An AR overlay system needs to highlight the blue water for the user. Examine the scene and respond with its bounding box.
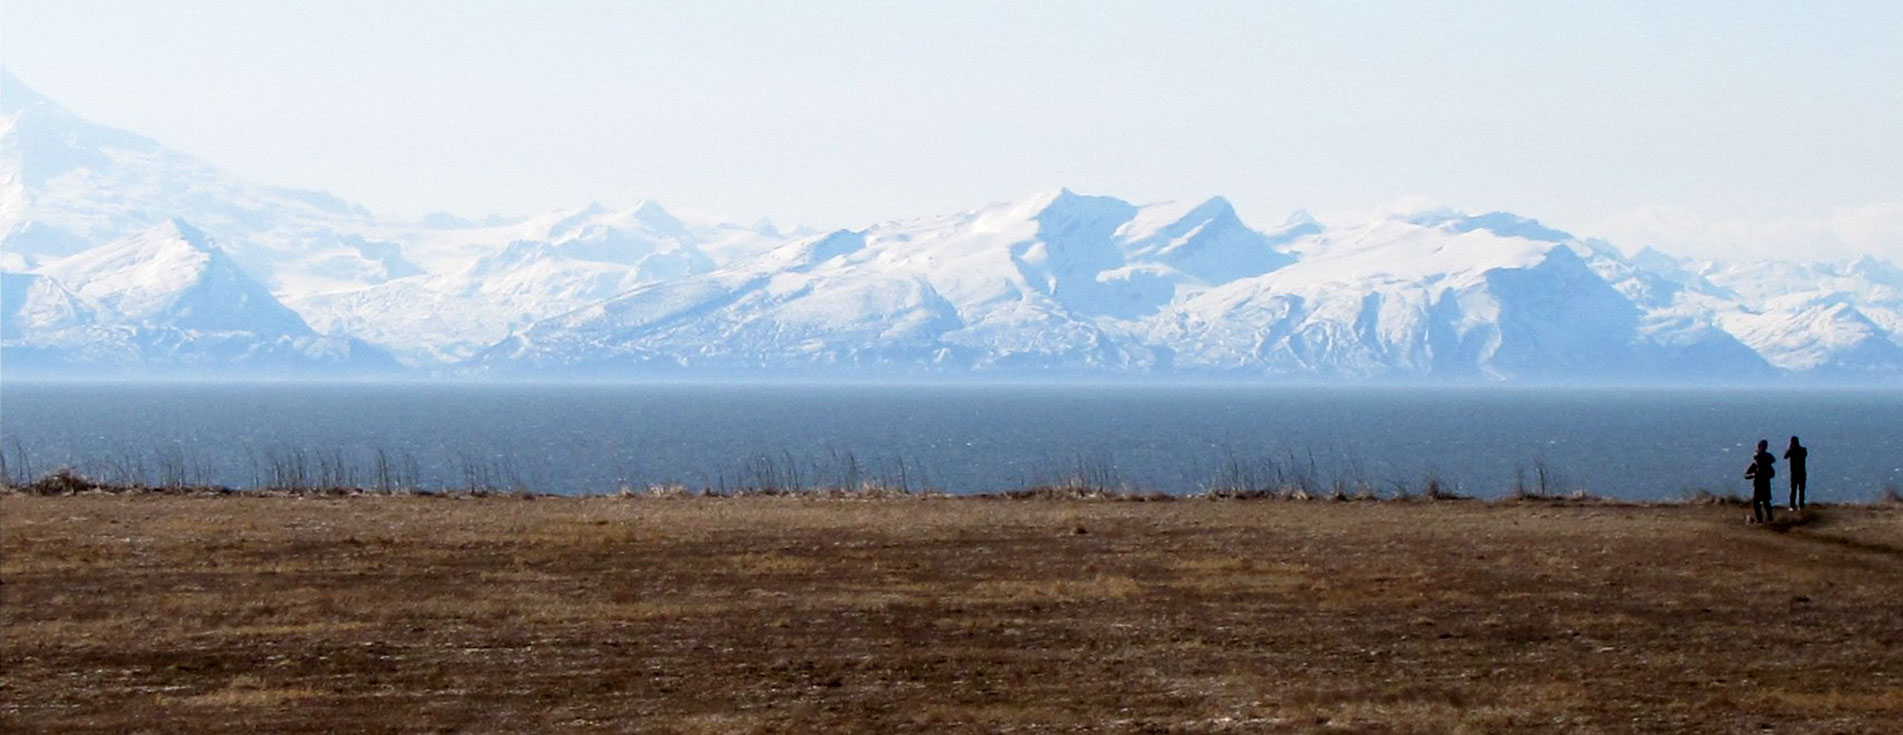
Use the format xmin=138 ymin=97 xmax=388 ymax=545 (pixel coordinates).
xmin=1 ymin=382 xmax=1898 ymax=500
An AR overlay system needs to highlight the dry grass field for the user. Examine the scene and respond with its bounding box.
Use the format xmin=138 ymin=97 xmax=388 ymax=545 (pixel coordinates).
xmin=4 ymin=494 xmax=1901 ymax=733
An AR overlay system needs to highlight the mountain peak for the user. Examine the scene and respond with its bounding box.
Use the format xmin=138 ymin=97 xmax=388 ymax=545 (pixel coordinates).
xmin=1006 ymin=187 xmax=1078 ymax=215
xmin=1184 ymin=196 xmax=1237 ymax=221
xmin=156 ymin=218 xmax=217 ymax=251
xmin=110 ymin=218 xmax=230 ymax=264
xmin=1008 ymin=187 xmax=1120 ymax=213
xmin=973 ymin=189 xmax=1139 ymax=240
xmin=629 ymin=199 xmax=685 ymax=232
xmin=0 ymin=67 xmax=172 ymax=191
xmin=1029 ymin=190 xmax=1138 ymax=244
xmin=1006 ymin=188 xmax=1129 ymax=219
xmin=32 ymin=217 xmax=316 ymax=336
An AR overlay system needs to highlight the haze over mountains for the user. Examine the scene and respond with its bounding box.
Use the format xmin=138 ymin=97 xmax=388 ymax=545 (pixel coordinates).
xmin=4 ymin=71 xmax=1900 ymax=383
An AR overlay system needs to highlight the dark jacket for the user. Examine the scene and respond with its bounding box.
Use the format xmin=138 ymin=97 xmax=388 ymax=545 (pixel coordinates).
xmin=1746 ymin=450 xmax=1776 ymax=495
xmin=1784 ymin=446 xmax=1808 ymax=479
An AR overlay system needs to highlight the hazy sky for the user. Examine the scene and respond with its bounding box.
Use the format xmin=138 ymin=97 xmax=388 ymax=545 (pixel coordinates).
xmin=5 ymin=0 xmax=1902 ymax=259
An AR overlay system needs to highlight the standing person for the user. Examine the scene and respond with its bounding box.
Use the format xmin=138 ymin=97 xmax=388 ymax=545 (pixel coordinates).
xmin=1745 ymin=439 xmax=1776 ymax=524
xmin=1785 ymin=436 xmax=1808 ymax=510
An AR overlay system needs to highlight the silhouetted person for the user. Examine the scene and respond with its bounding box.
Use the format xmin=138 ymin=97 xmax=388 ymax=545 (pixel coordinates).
xmin=1745 ymin=439 xmax=1776 ymax=524
xmin=1784 ymin=436 xmax=1808 ymax=510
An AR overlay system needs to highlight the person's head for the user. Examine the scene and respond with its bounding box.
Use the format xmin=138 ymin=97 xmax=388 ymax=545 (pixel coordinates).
xmin=1789 ymin=436 xmax=1801 ymax=447
xmin=1757 ymin=439 xmax=1769 ymax=451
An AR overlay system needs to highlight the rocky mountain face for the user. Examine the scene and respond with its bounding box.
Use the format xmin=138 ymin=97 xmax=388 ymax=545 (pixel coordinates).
xmin=3 ymin=70 xmax=1898 ymax=382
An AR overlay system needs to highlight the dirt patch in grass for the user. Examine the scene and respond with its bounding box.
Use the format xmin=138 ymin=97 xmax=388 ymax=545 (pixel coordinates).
xmin=4 ymin=495 xmax=1901 ymax=733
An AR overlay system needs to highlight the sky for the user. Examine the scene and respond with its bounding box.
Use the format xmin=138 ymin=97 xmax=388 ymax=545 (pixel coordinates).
xmin=4 ymin=0 xmax=1902 ymax=260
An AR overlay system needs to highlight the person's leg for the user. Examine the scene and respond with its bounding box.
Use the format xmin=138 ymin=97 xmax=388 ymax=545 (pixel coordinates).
xmin=1796 ymin=476 xmax=1806 ymax=509
xmin=1790 ymin=477 xmax=1799 ymax=510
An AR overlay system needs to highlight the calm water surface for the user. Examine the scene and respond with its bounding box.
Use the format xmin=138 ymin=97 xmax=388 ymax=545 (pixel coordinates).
xmin=2 ymin=382 xmax=1899 ymax=500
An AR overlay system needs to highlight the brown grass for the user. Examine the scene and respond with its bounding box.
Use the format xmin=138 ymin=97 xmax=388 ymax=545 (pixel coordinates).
xmin=4 ymin=495 xmax=1902 ymax=733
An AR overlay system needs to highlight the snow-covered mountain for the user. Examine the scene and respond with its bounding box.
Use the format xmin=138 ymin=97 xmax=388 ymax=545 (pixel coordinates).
xmin=6 ymin=220 xmax=396 ymax=375
xmin=476 ymin=189 xmax=1290 ymax=373
xmin=0 ymin=70 xmax=391 ymax=293
xmin=286 ymin=200 xmax=784 ymax=363
xmin=472 ymin=198 xmax=1784 ymax=381
xmin=1642 ymin=253 xmax=1903 ymax=378
xmin=1138 ymin=211 xmax=1774 ymax=380
xmin=0 ymin=70 xmax=781 ymax=369
xmin=3 ymin=69 xmax=1899 ymax=382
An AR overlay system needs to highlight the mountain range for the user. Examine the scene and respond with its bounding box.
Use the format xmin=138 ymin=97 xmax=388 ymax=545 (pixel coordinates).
xmin=4 ymin=70 xmax=1900 ymax=383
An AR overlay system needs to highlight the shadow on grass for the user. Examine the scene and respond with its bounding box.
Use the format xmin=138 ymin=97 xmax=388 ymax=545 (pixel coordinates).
xmin=1764 ymin=512 xmax=1819 ymax=533
xmin=1761 ymin=508 xmax=1903 ymax=560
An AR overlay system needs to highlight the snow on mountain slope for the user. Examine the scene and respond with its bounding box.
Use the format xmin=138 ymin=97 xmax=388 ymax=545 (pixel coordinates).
xmin=286 ymin=200 xmax=785 ymax=363
xmin=1144 ymin=213 xmax=1771 ymax=379
xmin=1620 ymin=250 xmax=1903 ymax=375
xmin=1118 ymin=197 xmax=1296 ymax=282
xmin=482 ymin=194 xmax=1787 ymax=380
xmin=1 ymin=70 xmax=792 ymax=365
xmin=1718 ymin=299 xmax=1903 ymax=375
xmin=0 ymin=270 xmax=133 ymax=370
xmin=2 ymin=70 xmax=1896 ymax=380
xmin=475 ymin=190 xmax=1309 ymax=373
xmin=1145 ymin=215 xmax=1545 ymax=376
xmin=5 ymin=220 xmax=397 ymax=375
xmin=474 ymin=201 xmax=1778 ymax=380
xmin=1 ymin=270 xmax=99 ymax=339
xmin=36 ymin=219 xmax=309 ymax=334
xmin=0 ymin=70 xmax=401 ymax=295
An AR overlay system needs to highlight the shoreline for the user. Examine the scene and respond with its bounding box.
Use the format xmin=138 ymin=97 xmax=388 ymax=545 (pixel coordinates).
xmin=11 ymin=466 xmax=1900 ymax=508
